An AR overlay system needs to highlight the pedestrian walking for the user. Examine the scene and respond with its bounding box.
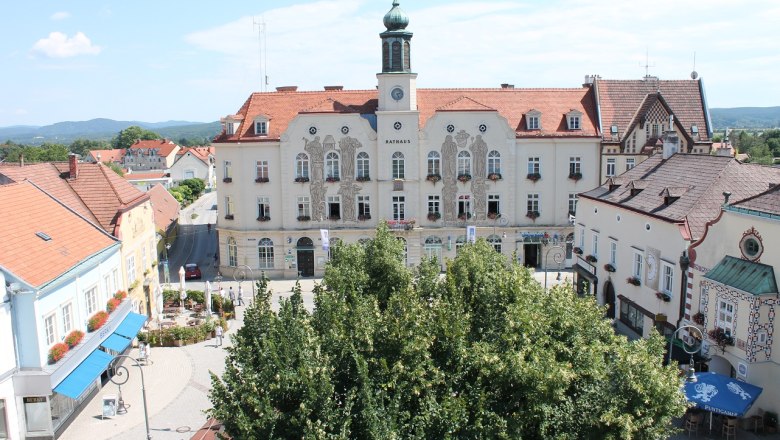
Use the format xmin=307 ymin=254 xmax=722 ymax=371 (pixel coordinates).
xmin=237 ymin=285 xmax=244 ymax=306
xmin=229 ymin=286 xmax=235 ymax=306
xmin=215 ymin=324 xmax=223 ymax=347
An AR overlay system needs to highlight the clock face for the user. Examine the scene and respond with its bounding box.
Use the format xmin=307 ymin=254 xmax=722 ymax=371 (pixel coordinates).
xmin=391 ymin=87 xmax=404 ymax=101
xmin=647 ymin=254 xmax=657 ymax=280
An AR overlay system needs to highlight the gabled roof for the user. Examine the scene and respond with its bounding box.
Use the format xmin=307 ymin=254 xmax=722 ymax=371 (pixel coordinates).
xmin=0 ymin=181 xmax=117 ymax=288
xmin=174 ymin=147 xmax=213 ymax=167
xmin=88 ymin=149 xmax=125 ymax=163
xmin=704 ymin=255 xmax=777 ymax=295
xmin=147 ymin=184 xmax=180 ymax=232
xmin=580 ymin=154 xmax=780 ymax=240
xmin=730 ymin=183 xmax=780 ymax=216
xmin=128 ymin=139 xmax=180 ymax=157
xmin=214 ymin=87 xmax=600 ymax=142
xmin=595 ymin=78 xmax=710 ymax=143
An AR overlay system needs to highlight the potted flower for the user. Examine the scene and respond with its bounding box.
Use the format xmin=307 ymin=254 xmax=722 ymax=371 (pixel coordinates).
xmin=426 ymin=173 xmax=441 ymax=184
xmin=294 ymin=176 xmax=310 ymax=183
xmin=527 ymin=172 xmax=541 ymax=182
xmin=358 ymin=214 xmax=371 ymax=221
xmin=329 ymin=214 xmax=341 ymax=221
xmin=325 ymin=176 xmax=340 ymax=183
xmin=585 ymin=254 xmax=598 ymax=263
xmin=114 ymin=290 xmax=128 ymax=301
xmin=222 ymin=177 xmax=233 ymax=183
xmin=457 ymin=173 xmax=471 ymax=183
xmin=427 ymin=212 xmax=441 ymax=221
xmin=708 ymin=327 xmax=734 ymax=347
xmin=48 ymin=343 xmax=69 ymax=364
xmin=224 ymin=214 xmax=234 ymax=220
xmin=106 ymin=297 xmax=121 ymax=313
xmin=88 ymin=311 xmax=109 ymax=332
xmin=655 ymin=292 xmax=671 ymax=302
xmin=64 ymin=330 xmax=85 ymax=348
xmin=487 ymin=212 xmax=500 ymax=220
xmin=603 ymin=263 xmax=616 ymax=272
xmin=568 ymin=172 xmax=583 ymax=181
xmin=257 ymin=215 xmax=271 ymax=222
xmin=573 ymin=247 xmax=583 ymax=255
xmin=626 ymin=276 xmax=641 ymax=286
xmin=458 ymin=212 xmax=471 ymax=221
xmin=526 ymin=211 xmax=540 ymax=220
xmin=297 ymin=215 xmax=311 ymax=221
xmin=255 ymin=176 xmax=270 ymax=183
xmin=692 ymin=312 xmax=705 ymax=326
xmin=487 ymin=173 xmax=502 ymax=181
xmin=356 ymin=175 xmax=371 ymax=182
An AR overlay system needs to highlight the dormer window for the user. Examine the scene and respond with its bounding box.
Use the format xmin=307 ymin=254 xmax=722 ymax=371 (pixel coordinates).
xmin=254 ymin=118 xmax=269 ymax=136
xmin=566 ymin=110 xmax=582 ymax=130
xmin=526 ymin=110 xmax=541 ymax=130
xmin=226 ymin=122 xmax=236 ymax=135
xmin=691 ymin=125 xmax=700 ymax=140
xmin=627 ymin=180 xmax=646 ymax=197
xmin=221 ymin=115 xmax=243 ymax=136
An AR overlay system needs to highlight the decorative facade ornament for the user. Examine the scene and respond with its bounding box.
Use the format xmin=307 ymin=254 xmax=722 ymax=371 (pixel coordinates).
xmin=338 ymin=181 xmax=362 ymax=222
xmin=338 ymin=136 xmax=362 ymax=181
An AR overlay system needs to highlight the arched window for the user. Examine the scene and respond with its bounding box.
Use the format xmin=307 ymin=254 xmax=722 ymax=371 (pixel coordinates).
xmin=424 ymin=236 xmax=443 ymax=263
xmin=258 ymin=238 xmax=274 ymax=269
xmin=487 ymin=150 xmax=501 ymax=175
xmin=427 ymin=151 xmax=441 ymax=176
xmin=455 ymin=235 xmax=467 ymax=254
xmin=457 ymin=151 xmax=471 ymax=176
xmin=487 ymin=234 xmax=502 ymax=253
xmin=295 ymin=153 xmax=309 ymax=179
xmin=227 ymin=237 xmax=237 ymax=267
xmin=357 ymin=152 xmax=370 ymax=180
xmin=326 ymin=152 xmax=340 ymax=180
xmin=391 ymin=41 xmax=401 ymax=71
xmin=392 ymin=151 xmax=405 ymax=179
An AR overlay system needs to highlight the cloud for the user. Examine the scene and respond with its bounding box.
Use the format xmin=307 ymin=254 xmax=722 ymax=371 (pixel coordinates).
xmin=50 ymin=11 xmax=70 ymax=21
xmin=31 ymin=32 xmax=102 ymax=58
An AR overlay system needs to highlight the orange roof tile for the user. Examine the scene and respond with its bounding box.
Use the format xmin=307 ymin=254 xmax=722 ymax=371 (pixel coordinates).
xmin=0 ymin=181 xmax=117 ymax=288
xmin=147 ymin=184 xmax=180 ymax=232
xmin=175 ymin=147 xmax=213 ymax=165
xmin=88 ymin=149 xmax=126 ymax=163
xmin=129 ymin=139 xmax=180 ymax=157
xmin=125 ymin=172 xmax=168 ymax=180
xmin=214 ymin=87 xmax=600 ymax=142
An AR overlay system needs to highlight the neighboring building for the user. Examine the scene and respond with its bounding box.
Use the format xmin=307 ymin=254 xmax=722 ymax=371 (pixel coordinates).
xmin=84 ymin=148 xmax=125 ymax=166
xmin=124 ymin=170 xmax=173 ymax=191
xmin=170 ymin=147 xmax=215 ymax=187
xmin=212 ymin=1 xmax=601 ymax=278
xmin=0 ymin=276 xmax=20 ymax=440
xmin=0 ymin=181 xmax=146 ymax=440
xmin=0 ymin=157 xmax=162 ymax=319
xmin=147 ymin=183 xmax=181 ymax=259
xmin=123 ymin=139 xmax=181 ymax=172
xmin=591 ymin=75 xmax=714 ymax=182
xmin=687 ymin=185 xmax=780 ymax=415
xmin=574 ymin=131 xmax=780 ymax=343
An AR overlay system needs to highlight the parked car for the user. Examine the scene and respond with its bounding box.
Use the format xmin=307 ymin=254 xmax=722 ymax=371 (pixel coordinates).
xmin=184 ymin=263 xmax=202 ymax=280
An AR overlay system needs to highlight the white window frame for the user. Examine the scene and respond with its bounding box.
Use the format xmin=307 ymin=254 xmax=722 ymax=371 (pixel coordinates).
xmin=569 ymin=157 xmax=581 ymax=175
xmin=227 ymin=238 xmax=238 ymax=267
xmin=578 ymin=226 xmax=585 ymax=248
xmin=609 ymin=240 xmax=617 ymax=266
xmin=357 ymin=152 xmax=370 ymax=179
xmin=527 ymin=193 xmax=539 ymax=214
xmin=85 ymin=286 xmax=98 ymax=315
xmin=61 ymin=302 xmax=73 ymax=334
xmin=427 ymin=151 xmax=441 ymax=176
xmin=257 ymin=196 xmax=271 ymax=219
xmin=568 ymin=193 xmax=578 ymax=215
xmin=487 ymin=194 xmax=500 ymax=216
xmin=487 ymin=150 xmax=501 ymax=175
xmin=606 ymin=158 xmax=616 ymax=177
xmin=254 ymin=119 xmax=268 ymax=135
xmin=327 ymin=195 xmax=341 ymax=219
xmin=225 ymin=196 xmax=234 ymax=216
xmin=528 ymin=116 xmax=540 ymax=130
xmin=257 ymin=238 xmax=274 ymax=269
xmin=326 ymin=152 xmax=340 ymax=179
xmin=44 ymin=313 xmax=57 ymax=346
xmin=358 ymin=195 xmax=371 ymax=218
xmin=633 ymin=251 xmax=644 ymax=279
xmin=223 ymin=161 xmax=232 ymax=179
xmin=256 ymin=160 xmax=269 ymax=180
xmin=661 ymin=262 xmax=674 ymax=295
xmin=457 ymin=151 xmax=471 ymax=176
xmin=127 ymin=255 xmax=136 ymax=283
xmin=591 ymin=233 xmax=599 ymax=259
xmin=392 ymin=152 xmax=405 ymax=179
xmin=527 ymin=157 xmax=540 ymax=175
xmin=427 ymin=195 xmax=440 ymax=214
xmin=296 ymin=153 xmax=309 ymax=179
xmin=717 ymin=299 xmax=735 ymax=334
xmin=392 ymin=195 xmax=406 ymax=221
xmin=458 ymin=194 xmax=472 ymax=217
xmin=566 ymin=110 xmax=583 ymax=130
xmin=297 ymin=196 xmax=311 ymax=218
xmin=626 ymin=158 xmax=635 ymax=171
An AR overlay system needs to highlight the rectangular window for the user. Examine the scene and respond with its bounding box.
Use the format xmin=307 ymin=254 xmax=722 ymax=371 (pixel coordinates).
xmin=127 ymin=255 xmax=136 ymax=283
xmin=569 ymin=157 xmax=581 ymax=176
xmin=620 ymin=301 xmax=644 ymax=335
xmin=257 ymin=196 xmax=270 ymax=219
xmin=487 ymin=194 xmax=500 ymax=216
xmin=255 ymin=120 xmax=267 ymax=135
xmin=652 ymin=123 xmax=660 ymax=138
xmin=226 ymin=122 xmax=235 ymax=135
xmin=606 ymin=158 xmax=616 ymax=177
xmin=610 ymin=241 xmax=617 ymax=266
xmin=44 ymin=313 xmax=57 ymax=346
xmin=591 ymin=233 xmax=599 ymax=258
xmin=225 ymin=196 xmax=234 ymax=216
xmin=327 ymin=196 xmax=341 ymax=220
xmin=223 ymin=161 xmax=232 ymax=179
xmin=578 ymin=226 xmax=585 ymax=248
xmin=112 ymin=269 xmax=119 ymax=293
xmin=568 ymin=193 xmax=578 ymax=215
xmin=85 ymin=286 xmax=98 ymax=315
xmin=527 ymin=193 xmax=539 ymax=214
xmin=427 ymin=195 xmax=440 ymax=214
xmin=297 ymin=196 xmax=311 ymax=218
xmin=630 ymin=132 xmax=637 ymax=153
xmin=633 ymin=251 xmax=644 ymax=278
xmin=0 ymin=399 xmax=8 ymax=438
xmin=358 ymin=195 xmax=371 ymax=218
xmin=527 ymin=157 xmax=540 ymax=175
xmin=61 ymin=303 xmax=73 ymax=334
xmin=569 ymin=116 xmax=580 ymax=130
xmin=392 ymin=196 xmax=405 ymax=221
xmin=104 ymin=274 xmax=113 ymax=297
xmin=458 ymin=195 xmax=471 ymax=218
xmin=718 ymin=300 xmax=735 ymax=333
xmin=528 ymin=116 xmax=539 ymax=130
xmin=142 ymin=248 xmax=147 ymax=275
xmin=256 ymin=160 xmax=269 ymax=180
xmin=661 ymin=263 xmax=674 ymax=294
xmin=625 ymin=158 xmax=635 ymax=171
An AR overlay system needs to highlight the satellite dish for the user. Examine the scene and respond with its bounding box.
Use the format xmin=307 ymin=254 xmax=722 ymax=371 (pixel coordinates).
xmin=690 ymin=71 xmax=698 ymax=79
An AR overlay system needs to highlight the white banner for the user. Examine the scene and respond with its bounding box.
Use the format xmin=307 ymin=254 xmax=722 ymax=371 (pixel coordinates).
xmin=466 ymin=225 xmax=477 ymax=243
xmin=321 ymin=229 xmax=330 ymax=251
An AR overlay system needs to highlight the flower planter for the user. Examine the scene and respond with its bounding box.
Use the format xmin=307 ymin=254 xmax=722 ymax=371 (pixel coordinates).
xmin=297 ymin=215 xmax=311 ymax=222
xmin=325 ymin=177 xmax=340 ymax=183
xmin=295 ymin=177 xmax=310 ymax=183
xmin=693 ymin=312 xmax=705 ymax=326
xmin=427 ymin=212 xmax=441 ymax=221
xmin=224 ymin=214 xmax=234 ymax=220
xmin=487 ymin=173 xmax=502 ymax=181
xmin=255 ymin=177 xmax=270 ymax=183
xmin=356 ymin=176 xmax=371 ymax=182
xmin=527 ymin=173 xmax=541 ymax=182
xmin=626 ymin=276 xmax=641 ymax=286
xmin=656 ymin=292 xmax=671 ymax=302
xmin=222 ymin=177 xmax=233 ymax=183
xmin=358 ymin=214 xmax=371 ymax=221
xmin=603 ymin=264 xmax=616 ymax=272
xmin=88 ymin=311 xmax=109 ymax=332
xmin=48 ymin=343 xmax=69 ymax=365
xmin=573 ymin=247 xmax=583 ymax=255
xmin=457 ymin=174 xmax=472 ymax=183
xmin=426 ymin=174 xmax=441 ymax=184
xmin=568 ymin=172 xmax=582 ymax=181
xmin=64 ymin=330 xmax=84 ymax=348
xmin=487 ymin=212 xmax=500 ymax=220
xmin=585 ymin=255 xmax=598 ymax=263
xmin=257 ymin=216 xmax=271 ymax=222
xmin=526 ymin=211 xmax=540 ymax=220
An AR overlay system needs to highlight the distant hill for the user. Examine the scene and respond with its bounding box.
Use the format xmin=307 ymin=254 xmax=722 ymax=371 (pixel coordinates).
xmin=710 ymin=107 xmax=780 ymax=130
xmin=0 ymin=118 xmax=221 ymax=145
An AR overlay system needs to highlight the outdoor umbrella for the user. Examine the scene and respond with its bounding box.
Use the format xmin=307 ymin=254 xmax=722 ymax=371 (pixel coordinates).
xmin=684 ymin=372 xmax=763 ymax=430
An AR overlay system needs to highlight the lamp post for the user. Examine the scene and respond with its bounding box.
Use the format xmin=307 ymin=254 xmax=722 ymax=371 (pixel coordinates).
xmin=234 ymin=264 xmax=255 ymax=300
xmin=543 ymin=243 xmax=566 ymax=291
xmin=109 ymin=355 xmax=152 ymax=440
xmin=668 ymin=324 xmax=704 ymax=383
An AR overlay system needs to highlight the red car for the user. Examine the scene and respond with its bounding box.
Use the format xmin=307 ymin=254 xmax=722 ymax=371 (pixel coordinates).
xmin=184 ymin=263 xmax=202 ymax=280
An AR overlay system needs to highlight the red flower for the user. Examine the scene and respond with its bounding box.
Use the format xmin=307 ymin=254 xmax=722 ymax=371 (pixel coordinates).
xmin=64 ymin=330 xmax=84 ymax=348
xmin=88 ymin=311 xmax=109 ymax=332
xmin=48 ymin=343 xmax=69 ymax=364
xmin=107 ymin=297 xmax=121 ymax=313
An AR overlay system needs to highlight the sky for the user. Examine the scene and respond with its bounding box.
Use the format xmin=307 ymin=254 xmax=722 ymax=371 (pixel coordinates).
xmin=1 ymin=0 xmax=779 ymax=127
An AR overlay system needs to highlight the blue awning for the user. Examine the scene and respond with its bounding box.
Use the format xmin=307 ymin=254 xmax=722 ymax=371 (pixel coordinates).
xmin=114 ymin=312 xmax=147 ymax=339
xmin=53 ymin=349 xmax=113 ymax=399
xmin=100 ymin=333 xmax=131 ymax=353
xmin=684 ymin=372 xmax=763 ymax=417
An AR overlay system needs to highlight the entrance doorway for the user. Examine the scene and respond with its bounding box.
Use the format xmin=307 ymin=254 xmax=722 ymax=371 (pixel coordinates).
xmin=296 ymin=237 xmax=315 ymax=277
xmin=604 ymin=280 xmax=616 ymax=319
xmin=523 ymin=244 xmax=539 ymax=268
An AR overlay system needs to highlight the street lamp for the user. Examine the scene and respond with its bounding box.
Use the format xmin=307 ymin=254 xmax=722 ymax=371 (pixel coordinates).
xmin=109 ymin=355 xmax=152 ymax=440
xmin=234 ymin=264 xmax=255 ymax=300
xmin=668 ymin=324 xmax=704 ymax=383
xmin=543 ymin=244 xmax=566 ymax=292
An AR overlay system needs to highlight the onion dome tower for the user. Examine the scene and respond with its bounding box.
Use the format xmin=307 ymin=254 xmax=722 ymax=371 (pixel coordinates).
xmin=380 ymin=1 xmax=412 ymax=73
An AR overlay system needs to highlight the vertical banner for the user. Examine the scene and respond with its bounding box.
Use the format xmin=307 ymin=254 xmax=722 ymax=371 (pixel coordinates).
xmin=466 ymin=225 xmax=477 ymax=243
xmin=321 ymin=229 xmax=330 ymax=251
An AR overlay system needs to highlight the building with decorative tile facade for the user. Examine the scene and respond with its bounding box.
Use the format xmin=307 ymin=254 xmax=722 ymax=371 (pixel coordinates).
xmin=212 ymin=1 xmax=603 ymax=278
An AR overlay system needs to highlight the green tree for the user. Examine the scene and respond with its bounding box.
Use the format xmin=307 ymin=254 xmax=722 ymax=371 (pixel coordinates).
xmin=2 ymin=143 xmax=68 ymax=163
xmin=180 ymin=178 xmax=205 ymax=198
xmin=210 ymin=232 xmax=687 ymax=439
xmin=69 ymin=139 xmax=109 ymax=156
xmin=112 ymin=125 xmax=160 ymax=149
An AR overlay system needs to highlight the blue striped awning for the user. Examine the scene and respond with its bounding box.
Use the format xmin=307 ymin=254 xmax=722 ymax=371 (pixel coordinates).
xmin=53 ymin=349 xmax=113 ymax=399
xmin=100 ymin=333 xmax=131 ymax=353
xmin=114 ymin=312 xmax=147 ymax=339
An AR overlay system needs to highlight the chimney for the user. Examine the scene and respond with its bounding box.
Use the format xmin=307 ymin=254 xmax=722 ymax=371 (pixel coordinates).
xmin=19 ymin=154 xmax=24 ymax=167
xmin=68 ymin=153 xmax=79 ymax=179
xmin=500 ymin=83 xmax=514 ymax=89
xmin=661 ymin=130 xmax=679 ymax=160
xmin=324 ymin=85 xmax=343 ymax=91
xmin=276 ymin=86 xmax=298 ymax=92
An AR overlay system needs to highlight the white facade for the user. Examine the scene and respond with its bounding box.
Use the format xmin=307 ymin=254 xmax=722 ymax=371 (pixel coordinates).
xmin=169 ymin=150 xmax=214 ymax=187
xmin=0 ymin=274 xmax=20 ymax=440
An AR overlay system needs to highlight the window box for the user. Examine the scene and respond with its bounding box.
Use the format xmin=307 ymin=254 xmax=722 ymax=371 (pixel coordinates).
xmin=114 ymin=290 xmax=128 ymax=301
xmin=526 ymin=211 xmax=540 ymax=220
xmin=297 ymin=215 xmax=311 ymax=222
xmin=585 ymin=254 xmax=598 ymax=263
xmin=129 ymin=280 xmax=140 ymax=290
xmin=222 ymin=177 xmax=233 ymax=183
xmin=655 ymin=292 xmax=671 ymax=302
xmin=356 ymin=175 xmax=371 ymax=182
xmin=87 ymin=311 xmax=109 ymax=332
xmin=568 ymin=172 xmax=582 ymax=181
xmin=224 ymin=214 xmax=234 ymax=220
xmin=626 ymin=276 xmax=641 ymax=286
xmin=603 ymin=263 xmax=616 ymax=272
xmin=692 ymin=312 xmax=705 ymax=326
xmin=295 ymin=177 xmax=310 ymax=183
xmin=257 ymin=216 xmax=271 ymax=222
xmin=427 ymin=212 xmax=441 ymax=221
xmin=573 ymin=247 xmax=583 ymax=255
xmin=48 ymin=342 xmax=69 ymax=365
xmin=358 ymin=214 xmax=371 ymax=221
xmin=458 ymin=212 xmax=472 ymax=221
xmin=708 ymin=327 xmax=735 ymax=349
xmin=487 ymin=173 xmax=502 ymax=181
xmin=64 ymin=330 xmax=85 ymax=349
xmin=457 ymin=173 xmax=472 ymax=183
xmin=329 ymin=214 xmax=341 ymax=221
xmin=527 ymin=172 xmax=541 ymax=182
xmin=107 ymin=297 xmax=121 ymax=313
xmin=487 ymin=212 xmax=500 ymax=220
xmin=387 ymin=218 xmax=416 ymax=230
xmin=326 ymin=176 xmax=340 ymax=183
xmin=426 ymin=173 xmax=441 ymax=183
xmin=255 ymin=177 xmax=270 ymax=183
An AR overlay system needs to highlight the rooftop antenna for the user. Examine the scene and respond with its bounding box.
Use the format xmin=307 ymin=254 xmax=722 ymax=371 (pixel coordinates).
xmin=690 ymin=52 xmax=699 ymax=79
xmin=253 ymin=16 xmax=268 ymax=92
xmin=641 ymin=48 xmax=655 ymax=79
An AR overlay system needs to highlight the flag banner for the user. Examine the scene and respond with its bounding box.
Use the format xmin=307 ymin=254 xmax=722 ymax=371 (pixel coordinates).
xmin=467 ymin=225 xmax=477 ymax=243
xmin=321 ymin=229 xmax=330 ymax=251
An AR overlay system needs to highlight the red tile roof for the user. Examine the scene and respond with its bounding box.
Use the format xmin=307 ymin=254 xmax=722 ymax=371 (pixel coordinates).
xmin=88 ymin=149 xmax=126 ymax=163
xmin=595 ymin=78 xmax=710 ymax=143
xmin=0 ymin=181 xmax=117 ymax=288
xmin=147 ymin=184 xmax=180 ymax=232
xmin=129 ymin=139 xmax=180 ymax=157
xmin=214 ymin=87 xmax=600 ymax=142
xmin=176 ymin=147 xmax=213 ymax=165
xmin=125 ymin=172 xmax=168 ymax=180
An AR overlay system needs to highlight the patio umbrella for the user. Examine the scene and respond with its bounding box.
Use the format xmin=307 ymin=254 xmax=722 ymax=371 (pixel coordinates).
xmin=684 ymin=372 xmax=763 ymax=430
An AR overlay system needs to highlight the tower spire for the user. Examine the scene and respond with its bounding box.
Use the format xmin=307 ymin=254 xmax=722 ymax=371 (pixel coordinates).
xmin=380 ymin=1 xmax=412 ymax=73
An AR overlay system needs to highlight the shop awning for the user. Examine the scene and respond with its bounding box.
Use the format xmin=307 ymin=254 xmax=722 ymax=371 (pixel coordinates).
xmin=100 ymin=333 xmax=132 ymax=353
xmin=53 ymin=349 xmax=113 ymax=399
xmin=113 ymin=312 xmax=147 ymax=339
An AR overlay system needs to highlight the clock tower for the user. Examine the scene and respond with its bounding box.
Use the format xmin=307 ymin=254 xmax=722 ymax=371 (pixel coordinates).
xmin=377 ymin=1 xmax=417 ymax=112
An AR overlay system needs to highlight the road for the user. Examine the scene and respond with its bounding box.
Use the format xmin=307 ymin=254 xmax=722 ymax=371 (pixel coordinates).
xmin=160 ymin=191 xmax=218 ymax=287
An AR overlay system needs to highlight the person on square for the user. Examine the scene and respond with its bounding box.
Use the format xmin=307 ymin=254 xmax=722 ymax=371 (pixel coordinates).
xmin=215 ymin=324 xmax=223 ymax=347
xmin=237 ymin=285 xmax=244 ymax=306
xmin=229 ymin=286 xmax=235 ymax=305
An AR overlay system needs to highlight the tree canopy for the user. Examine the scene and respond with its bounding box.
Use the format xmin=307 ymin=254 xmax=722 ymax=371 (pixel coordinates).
xmin=209 ymin=224 xmax=687 ymax=439
xmin=111 ymin=125 xmax=160 ymax=149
